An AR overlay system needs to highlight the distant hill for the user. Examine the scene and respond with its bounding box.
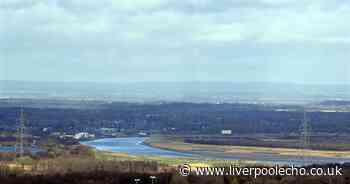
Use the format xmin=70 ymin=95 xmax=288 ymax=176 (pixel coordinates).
xmin=320 ymin=100 xmax=350 ymax=106
xmin=1 ymin=80 xmax=350 ymax=104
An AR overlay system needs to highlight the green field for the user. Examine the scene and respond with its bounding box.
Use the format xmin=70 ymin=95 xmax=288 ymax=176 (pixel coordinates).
xmin=145 ymin=136 xmax=350 ymax=159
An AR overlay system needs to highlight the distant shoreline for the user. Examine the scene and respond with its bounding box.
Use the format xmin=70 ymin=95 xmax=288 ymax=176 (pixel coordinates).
xmin=146 ymin=136 xmax=350 ymax=159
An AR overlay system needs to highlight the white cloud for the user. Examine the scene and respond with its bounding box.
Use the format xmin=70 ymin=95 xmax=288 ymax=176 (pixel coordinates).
xmin=2 ymin=0 xmax=349 ymax=44
xmin=194 ymin=23 xmax=249 ymax=42
xmin=110 ymin=0 xmax=166 ymax=11
xmin=0 ymin=0 xmax=349 ymax=82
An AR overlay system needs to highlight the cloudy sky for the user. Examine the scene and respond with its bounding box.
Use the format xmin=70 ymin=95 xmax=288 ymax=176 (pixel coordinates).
xmin=0 ymin=0 xmax=349 ymax=84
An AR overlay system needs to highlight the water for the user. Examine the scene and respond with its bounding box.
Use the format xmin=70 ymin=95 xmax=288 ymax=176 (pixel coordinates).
xmin=0 ymin=146 xmax=16 ymax=152
xmin=82 ymin=137 xmax=350 ymax=166
xmin=0 ymin=146 xmax=43 ymax=154
xmin=81 ymin=137 xmax=194 ymax=158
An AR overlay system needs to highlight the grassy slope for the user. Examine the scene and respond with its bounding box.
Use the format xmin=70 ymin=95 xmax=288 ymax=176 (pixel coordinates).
xmin=145 ymin=136 xmax=350 ymax=158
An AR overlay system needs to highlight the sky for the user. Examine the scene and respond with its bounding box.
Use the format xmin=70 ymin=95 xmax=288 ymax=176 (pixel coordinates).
xmin=0 ymin=0 xmax=349 ymax=84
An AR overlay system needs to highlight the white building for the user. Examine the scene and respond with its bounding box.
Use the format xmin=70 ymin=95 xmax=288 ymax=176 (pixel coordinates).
xmin=73 ymin=132 xmax=95 ymax=140
xmin=221 ymin=129 xmax=232 ymax=135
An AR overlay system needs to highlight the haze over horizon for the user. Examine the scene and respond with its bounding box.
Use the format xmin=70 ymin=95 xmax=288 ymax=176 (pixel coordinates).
xmin=1 ymin=80 xmax=350 ymax=103
xmin=0 ymin=0 xmax=349 ymax=84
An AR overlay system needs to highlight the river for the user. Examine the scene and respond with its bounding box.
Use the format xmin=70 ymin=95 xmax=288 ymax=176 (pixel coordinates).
xmin=0 ymin=146 xmax=43 ymax=154
xmin=81 ymin=137 xmax=193 ymax=158
xmin=81 ymin=137 xmax=350 ymax=166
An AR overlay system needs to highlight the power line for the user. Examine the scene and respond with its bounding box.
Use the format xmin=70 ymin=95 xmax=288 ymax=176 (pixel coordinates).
xmin=16 ymin=107 xmax=27 ymax=157
xmin=299 ymin=110 xmax=311 ymax=165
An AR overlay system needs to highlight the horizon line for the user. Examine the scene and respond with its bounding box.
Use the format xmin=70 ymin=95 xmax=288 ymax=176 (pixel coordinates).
xmin=0 ymin=79 xmax=350 ymax=86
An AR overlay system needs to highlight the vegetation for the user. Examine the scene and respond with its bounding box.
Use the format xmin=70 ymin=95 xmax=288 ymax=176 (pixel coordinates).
xmin=183 ymin=135 xmax=350 ymax=151
xmin=1 ymin=100 xmax=350 ymax=183
xmin=1 ymin=102 xmax=350 ymax=138
xmin=0 ymin=146 xmax=349 ymax=184
xmin=0 ymin=157 xmax=349 ymax=184
xmin=146 ymin=136 xmax=350 ymax=158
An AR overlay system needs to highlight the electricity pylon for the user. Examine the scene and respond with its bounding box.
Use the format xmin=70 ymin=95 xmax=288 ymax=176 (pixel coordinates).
xmin=16 ymin=107 xmax=27 ymax=157
xmin=299 ymin=111 xmax=311 ymax=165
